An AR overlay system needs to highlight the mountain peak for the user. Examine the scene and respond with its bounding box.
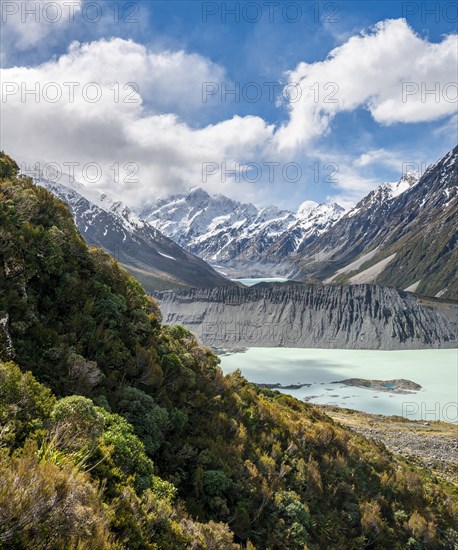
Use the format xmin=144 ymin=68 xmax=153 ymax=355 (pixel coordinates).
xmin=187 ymin=186 xmax=210 ymax=199
xmin=141 ymin=188 xmax=344 ymax=273
xmin=399 ymin=170 xmax=420 ymax=187
xmin=347 ymin=170 xmax=422 ymax=218
xmin=291 ymin=146 xmax=457 ymax=300
xmin=388 ymin=170 xmax=421 ymax=198
xmin=297 ymin=200 xmax=319 ymax=214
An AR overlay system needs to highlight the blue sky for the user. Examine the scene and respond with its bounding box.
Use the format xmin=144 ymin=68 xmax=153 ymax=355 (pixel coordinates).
xmin=1 ymin=1 xmax=457 ymax=210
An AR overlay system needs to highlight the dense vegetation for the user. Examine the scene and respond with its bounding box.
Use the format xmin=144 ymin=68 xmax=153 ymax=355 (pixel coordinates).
xmin=0 ymin=153 xmax=457 ymax=549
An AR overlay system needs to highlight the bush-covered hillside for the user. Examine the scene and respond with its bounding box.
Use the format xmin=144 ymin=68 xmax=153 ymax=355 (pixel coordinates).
xmin=0 ymin=153 xmax=457 ymax=549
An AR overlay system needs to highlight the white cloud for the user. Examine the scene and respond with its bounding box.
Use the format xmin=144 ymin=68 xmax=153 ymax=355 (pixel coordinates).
xmin=433 ymin=113 xmax=458 ymax=137
xmin=275 ymin=19 xmax=457 ymax=150
xmin=326 ymin=170 xmax=381 ymax=210
xmin=354 ymin=149 xmax=403 ymax=170
xmin=0 ymin=38 xmax=274 ymax=205
xmin=46 ymin=39 xmax=228 ymax=118
xmin=0 ymin=19 xmax=456 ymax=209
xmin=304 ymin=148 xmax=382 ymax=209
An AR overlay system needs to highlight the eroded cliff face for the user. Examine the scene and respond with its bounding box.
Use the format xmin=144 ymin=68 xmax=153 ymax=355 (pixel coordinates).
xmin=156 ymin=283 xmax=458 ymax=350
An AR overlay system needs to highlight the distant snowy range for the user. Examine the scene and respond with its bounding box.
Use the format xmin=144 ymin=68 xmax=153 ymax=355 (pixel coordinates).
xmin=139 ymin=188 xmax=345 ymax=277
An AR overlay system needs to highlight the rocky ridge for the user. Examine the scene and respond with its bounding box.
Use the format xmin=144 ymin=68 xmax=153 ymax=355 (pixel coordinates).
xmin=30 ymin=175 xmax=231 ymax=291
xmin=290 ymin=147 xmax=458 ymax=300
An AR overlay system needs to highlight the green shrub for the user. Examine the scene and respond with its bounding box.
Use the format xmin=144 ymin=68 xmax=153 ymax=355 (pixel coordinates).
xmin=0 ymin=361 xmax=55 ymax=446
xmin=203 ymin=470 xmax=231 ymax=497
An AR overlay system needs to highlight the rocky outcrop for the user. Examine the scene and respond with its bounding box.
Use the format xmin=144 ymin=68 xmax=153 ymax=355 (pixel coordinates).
xmin=0 ymin=312 xmax=15 ymax=359
xmin=156 ymin=283 xmax=458 ymax=350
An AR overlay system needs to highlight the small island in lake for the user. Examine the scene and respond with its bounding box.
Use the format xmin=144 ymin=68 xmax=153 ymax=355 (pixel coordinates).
xmin=332 ymin=378 xmax=422 ymax=394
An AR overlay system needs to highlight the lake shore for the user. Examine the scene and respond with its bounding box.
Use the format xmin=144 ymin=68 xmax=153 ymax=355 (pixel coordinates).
xmin=318 ymin=404 xmax=458 ymax=485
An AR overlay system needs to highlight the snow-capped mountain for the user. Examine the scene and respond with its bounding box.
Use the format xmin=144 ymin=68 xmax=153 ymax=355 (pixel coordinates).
xmin=259 ymin=202 xmax=346 ymax=263
xmin=139 ymin=188 xmax=344 ymax=276
xmin=24 ymin=169 xmax=231 ymax=291
xmin=290 ymin=146 xmax=458 ymax=300
xmin=346 ymin=171 xmax=420 ymax=219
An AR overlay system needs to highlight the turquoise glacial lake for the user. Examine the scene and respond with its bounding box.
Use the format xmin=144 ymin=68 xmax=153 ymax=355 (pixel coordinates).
xmin=233 ymin=277 xmax=289 ymax=286
xmin=219 ymin=348 xmax=458 ymax=422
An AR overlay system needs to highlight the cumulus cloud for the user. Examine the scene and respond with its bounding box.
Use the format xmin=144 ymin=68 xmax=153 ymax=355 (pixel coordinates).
xmin=0 ymin=19 xmax=456 ymax=208
xmin=275 ymin=19 xmax=457 ymax=150
xmin=0 ymin=38 xmax=274 ymax=204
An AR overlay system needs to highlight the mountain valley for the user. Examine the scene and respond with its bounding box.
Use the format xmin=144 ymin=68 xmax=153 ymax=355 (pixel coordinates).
xmin=2 ymin=153 xmax=457 ymax=548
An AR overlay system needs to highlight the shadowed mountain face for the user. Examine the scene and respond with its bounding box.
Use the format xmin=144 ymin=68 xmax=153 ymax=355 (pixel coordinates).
xmin=289 ymin=147 xmax=458 ymax=300
xmin=35 ymin=179 xmax=232 ymax=291
xmin=156 ymin=283 xmax=458 ymax=350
